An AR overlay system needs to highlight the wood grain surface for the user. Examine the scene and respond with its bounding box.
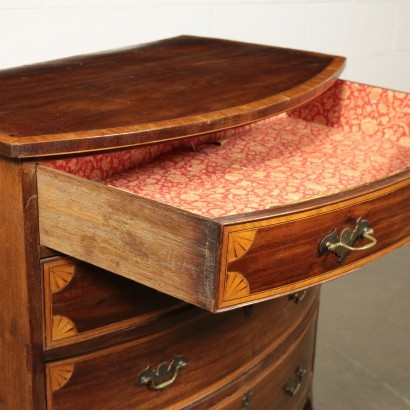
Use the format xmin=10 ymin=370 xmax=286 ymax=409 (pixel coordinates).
xmin=0 ymin=158 xmax=45 ymax=409
xmin=219 ymin=177 xmax=410 ymax=308
xmin=46 ymin=291 xmax=319 ymax=410
xmin=38 ymin=161 xmax=409 ymax=312
xmin=213 ymin=310 xmax=317 ymax=410
xmin=37 ymin=165 xmax=222 ymax=311
xmin=0 ymin=36 xmax=345 ymax=158
xmin=43 ymin=257 xmax=185 ymax=349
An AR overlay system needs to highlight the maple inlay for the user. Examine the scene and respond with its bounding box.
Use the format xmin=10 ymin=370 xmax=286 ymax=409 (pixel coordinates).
xmin=52 ymin=315 xmax=78 ymax=341
xmin=227 ymin=230 xmax=257 ymax=263
xmin=49 ymin=364 xmax=75 ymax=392
xmin=224 ymin=271 xmax=250 ymax=301
xmin=49 ymin=262 xmax=75 ymax=293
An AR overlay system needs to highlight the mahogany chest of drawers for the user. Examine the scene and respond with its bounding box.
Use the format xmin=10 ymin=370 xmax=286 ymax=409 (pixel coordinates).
xmin=0 ymin=36 xmax=408 ymax=409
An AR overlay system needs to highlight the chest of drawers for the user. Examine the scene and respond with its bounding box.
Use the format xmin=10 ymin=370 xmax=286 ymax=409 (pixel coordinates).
xmin=43 ymin=257 xmax=319 ymax=409
xmin=0 ymin=36 xmax=408 ymax=409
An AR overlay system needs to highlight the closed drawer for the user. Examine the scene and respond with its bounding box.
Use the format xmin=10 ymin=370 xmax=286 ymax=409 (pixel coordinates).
xmin=45 ymin=288 xmax=319 ymax=409
xmin=38 ymin=162 xmax=409 ymax=312
xmin=212 ymin=309 xmax=316 ymax=410
xmin=42 ymin=256 xmax=184 ymax=349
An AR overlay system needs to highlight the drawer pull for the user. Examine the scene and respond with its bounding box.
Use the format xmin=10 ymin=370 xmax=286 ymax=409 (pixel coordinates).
xmin=288 ymin=290 xmax=307 ymax=304
xmin=135 ymin=355 xmax=187 ymax=390
xmin=242 ymin=390 xmax=253 ymax=409
xmin=284 ymin=366 xmax=306 ymax=397
xmin=319 ymin=218 xmax=377 ymax=263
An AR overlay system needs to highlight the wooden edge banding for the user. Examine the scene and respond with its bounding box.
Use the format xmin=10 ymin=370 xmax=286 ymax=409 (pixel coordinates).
xmin=46 ymin=295 xmax=319 ymax=410
xmin=218 ymin=238 xmax=408 ymax=311
xmin=218 ymin=171 xmax=410 ymax=227
xmin=47 ymin=303 xmax=190 ymax=349
xmin=174 ymin=301 xmax=319 ymax=409
xmin=43 ymin=310 xmax=209 ymax=369
xmin=2 ymin=56 xmax=344 ymax=159
xmin=43 ymin=256 xmax=190 ymax=348
xmin=221 ymin=177 xmax=409 ymax=236
xmin=217 ymin=178 xmax=409 ymax=310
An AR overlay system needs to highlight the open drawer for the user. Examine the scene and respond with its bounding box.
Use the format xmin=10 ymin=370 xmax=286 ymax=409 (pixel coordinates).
xmin=37 ymin=81 xmax=410 ymax=312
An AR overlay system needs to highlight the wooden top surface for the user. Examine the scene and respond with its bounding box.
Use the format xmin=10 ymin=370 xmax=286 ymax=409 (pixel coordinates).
xmin=0 ymin=35 xmax=345 ymax=158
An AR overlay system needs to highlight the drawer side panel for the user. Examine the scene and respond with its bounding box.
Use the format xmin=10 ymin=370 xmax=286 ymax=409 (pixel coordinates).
xmin=37 ymin=166 xmax=220 ymax=311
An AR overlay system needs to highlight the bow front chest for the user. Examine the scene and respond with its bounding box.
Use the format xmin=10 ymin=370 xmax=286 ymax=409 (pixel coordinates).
xmin=0 ymin=36 xmax=408 ymax=409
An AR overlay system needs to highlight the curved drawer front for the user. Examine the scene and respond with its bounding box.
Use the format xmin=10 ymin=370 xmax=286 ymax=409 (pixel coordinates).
xmin=38 ymin=164 xmax=409 ymax=312
xmin=211 ymin=310 xmax=317 ymax=410
xmin=42 ymin=256 xmax=184 ymax=349
xmin=218 ymin=178 xmax=409 ymax=309
xmin=45 ymin=289 xmax=319 ymax=409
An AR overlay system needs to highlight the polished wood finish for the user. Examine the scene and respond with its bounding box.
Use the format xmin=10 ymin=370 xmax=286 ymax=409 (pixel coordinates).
xmin=1 ymin=36 xmax=406 ymax=410
xmin=0 ymin=36 xmax=345 ymax=158
xmin=37 ymin=162 xmax=409 ymax=312
xmin=219 ymin=177 xmax=410 ymax=308
xmin=0 ymin=157 xmax=45 ymax=409
xmin=46 ymin=291 xmax=319 ymax=409
xmin=215 ymin=312 xmax=316 ymax=410
xmin=43 ymin=257 xmax=184 ymax=348
xmin=44 ymin=301 xmax=199 ymax=362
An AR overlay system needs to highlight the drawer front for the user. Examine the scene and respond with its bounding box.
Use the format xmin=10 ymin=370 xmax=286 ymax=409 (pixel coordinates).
xmin=238 ymin=316 xmax=315 ymax=410
xmin=218 ymin=180 xmax=409 ymax=309
xmin=43 ymin=257 xmax=184 ymax=349
xmin=200 ymin=307 xmax=317 ymax=410
xmin=38 ymin=165 xmax=409 ymax=312
xmin=46 ymin=289 xmax=319 ymax=409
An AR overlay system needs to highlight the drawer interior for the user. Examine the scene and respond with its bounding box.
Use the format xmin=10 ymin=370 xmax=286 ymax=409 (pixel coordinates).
xmin=43 ymin=80 xmax=409 ymax=219
xmin=37 ymin=80 xmax=409 ymax=312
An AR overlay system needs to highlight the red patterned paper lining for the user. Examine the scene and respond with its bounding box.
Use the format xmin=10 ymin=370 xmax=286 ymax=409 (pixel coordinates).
xmin=289 ymin=80 xmax=409 ymax=141
xmin=43 ymin=131 xmax=246 ymax=182
xmin=44 ymin=80 xmax=410 ymax=218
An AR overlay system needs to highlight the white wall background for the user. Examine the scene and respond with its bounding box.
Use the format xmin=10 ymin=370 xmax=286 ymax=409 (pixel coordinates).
xmin=0 ymin=0 xmax=409 ymax=91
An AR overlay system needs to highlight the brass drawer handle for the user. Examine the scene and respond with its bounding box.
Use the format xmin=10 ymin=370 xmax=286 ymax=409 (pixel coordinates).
xmin=242 ymin=390 xmax=253 ymax=409
xmin=284 ymin=366 xmax=306 ymax=397
xmin=319 ymin=218 xmax=377 ymax=263
xmin=135 ymin=355 xmax=187 ymax=390
xmin=288 ymin=290 xmax=307 ymax=304
xmin=327 ymin=230 xmax=377 ymax=252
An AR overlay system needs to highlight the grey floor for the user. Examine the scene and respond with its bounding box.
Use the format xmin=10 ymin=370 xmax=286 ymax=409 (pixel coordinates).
xmin=314 ymin=245 xmax=410 ymax=410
